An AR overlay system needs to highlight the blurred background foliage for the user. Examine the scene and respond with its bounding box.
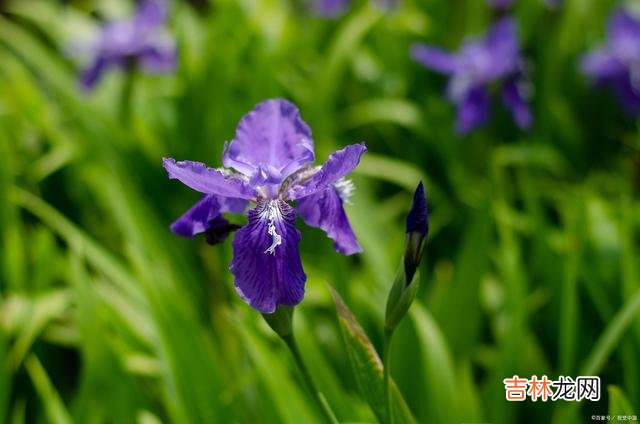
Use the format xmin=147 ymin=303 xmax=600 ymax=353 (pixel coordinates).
xmin=1 ymin=0 xmax=639 ymax=422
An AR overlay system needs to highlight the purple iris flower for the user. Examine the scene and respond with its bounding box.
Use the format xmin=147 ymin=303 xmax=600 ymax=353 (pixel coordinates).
xmin=79 ymin=0 xmax=176 ymax=91
xmin=411 ymin=18 xmax=532 ymax=134
xmin=581 ymin=9 xmax=640 ymax=116
xmin=163 ymin=99 xmax=367 ymax=313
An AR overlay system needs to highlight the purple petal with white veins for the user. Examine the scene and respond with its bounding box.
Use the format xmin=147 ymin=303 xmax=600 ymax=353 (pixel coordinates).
xmin=170 ymin=194 xmax=247 ymax=238
xmin=581 ymin=50 xmax=626 ymax=80
xmin=223 ymin=99 xmax=315 ymax=182
xmin=297 ymin=186 xmax=361 ymax=255
xmin=502 ymin=78 xmax=533 ymax=130
xmin=410 ymin=44 xmax=459 ymax=75
xmin=456 ymin=86 xmax=491 ymax=134
xmin=287 ymin=143 xmax=367 ymax=200
xmin=163 ymin=158 xmax=257 ymax=199
xmin=231 ymin=200 xmax=306 ymax=313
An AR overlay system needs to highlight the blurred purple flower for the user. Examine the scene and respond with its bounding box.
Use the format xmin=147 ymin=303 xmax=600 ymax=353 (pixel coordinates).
xmin=79 ymin=0 xmax=176 ymax=91
xmin=164 ymin=99 xmax=366 ymax=313
xmin=411 ymin=18 xmax=532 ymax=134
xmin=581 ymin=9 xmax=640 ymax=116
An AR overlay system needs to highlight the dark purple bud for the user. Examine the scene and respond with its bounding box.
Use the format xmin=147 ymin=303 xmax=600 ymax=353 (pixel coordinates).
xmin=405 ymin=181 xmax=428 ymax=236
xmin=404 ymin=182 xmax=428 ymax=284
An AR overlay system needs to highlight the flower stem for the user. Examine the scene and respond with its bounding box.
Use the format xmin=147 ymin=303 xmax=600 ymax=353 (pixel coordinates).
xmin=282 ymin=334 xmax=339 ymax=424
xmin=120 ymin=63 xmax=136 ymax=126
xmin=383 ymin=328 xmax=394 ymax=424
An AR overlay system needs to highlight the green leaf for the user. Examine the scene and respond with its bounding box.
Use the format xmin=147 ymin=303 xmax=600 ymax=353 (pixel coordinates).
xmin=329 ymin=285 xmax=415 ymax=424
xmin=607 ymin=386 xmax=635 ymax=416
xmin=409 ymin=304 xmax=458 ymax=423
xmin=24 ymin=355 xmax=73 ymax=424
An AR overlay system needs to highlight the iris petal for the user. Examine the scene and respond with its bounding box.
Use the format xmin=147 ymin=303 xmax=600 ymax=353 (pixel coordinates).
xmin=410 ymin=44 xmax=459 ymax=75
xmin=287 ymin=143 xmax=367 ymax=200
xmin=581 ymin=50 xmax=626 ymax=80
xmin=163 ymin=158 xmax=257 ymax=199
xmin=230 ymin=200 xmax=306 ymax=313
xmin=223 ymin=99 xmax=315 ymax=182
xmin=456 ymin=86 xmax=490 ymax=134
xmin=608 ymin=9 xmax=640 ymax=59
xmin=502 ymin=78 xmax=533 ymax=130
xmin=297 ymin=186 xmax=361 ymax=255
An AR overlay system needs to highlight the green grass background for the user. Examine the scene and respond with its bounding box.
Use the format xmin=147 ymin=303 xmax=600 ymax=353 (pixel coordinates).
xmin=1 ymin=0 xmax=639 ymax=422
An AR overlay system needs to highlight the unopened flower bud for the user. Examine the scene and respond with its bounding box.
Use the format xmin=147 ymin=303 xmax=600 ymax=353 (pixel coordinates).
xmin=404 ymin=181 xmax=428 ymax=284
xmin=385 ymin=182 xmax=429 ymax=332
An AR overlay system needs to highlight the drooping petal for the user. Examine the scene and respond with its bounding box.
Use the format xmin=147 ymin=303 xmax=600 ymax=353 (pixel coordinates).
xmin=80 ymin=55 xmax=121 ymax=91
xmin=287 ymin=143 xmax=367 ymax=200
xmin=455 ymin=86 xmax=491 ymax=134
xmin=580 ymin=50 xmax=626 ymax=80
xmin=139 ymin=41 xmax=177 ymax=73
xmin=410 ymin=44 xmax=459 ymax=75
xmin=223 ymin=99 xmax=315 ymax=182
xmin=612 ymin=73 xmax=640 ymax=116
xmin=502 ymin=77 xmax=533 ymax=130
xmin=170 ymin=194 xmax=247 ymax=238
xmin=297 ymin=185 xmax=361 ymax=255
xmin=163 ymin=158 xmax=257 ymax=199
xmin=230 ymin=200 xmax=306 ymax=313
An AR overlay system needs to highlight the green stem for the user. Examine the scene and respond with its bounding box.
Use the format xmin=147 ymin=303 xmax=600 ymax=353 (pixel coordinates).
xmin=282 ymin=334 xmax=339 ymax=424
xmin=383 ymin=328 xmax=394 ymax=424
xmin=120 ymin=64 xmax=136 ymax=126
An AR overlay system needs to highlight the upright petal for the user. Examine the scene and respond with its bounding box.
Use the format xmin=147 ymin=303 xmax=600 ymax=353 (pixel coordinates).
xmin=135 ymin=0 xmax=169 ymax=29
xmin=231 ymin=200 xmax=306 ymax=313
xmin=410 ymin=44 xmax=459 ymax=75
xmin=223 ymin=99 xmax=315 ymax=182
xmin=297 ymin=185 xmax=361 ymax=255
xmin=163 ymin=158 xmax=257 ymax=199
xmin=455 ymin=86 xmax=491 ymax=134
xmin=170 ymin=194 xmax=247 ymax=238
xmin=484 ymin=18 xmax=520 ymax=77
xmin=607 ymin=9 xmax=640 ymax=61
xmin=287 ymin=143 xmax=367 ymax=200
xmin=502 ymin=77 xmax=533 ymax=130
